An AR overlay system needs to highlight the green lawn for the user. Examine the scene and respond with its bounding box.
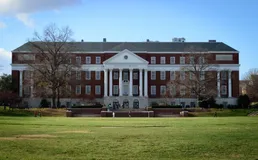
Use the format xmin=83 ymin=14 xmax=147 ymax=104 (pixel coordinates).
xmin=0 ymin=117 xmax=258 ymax=160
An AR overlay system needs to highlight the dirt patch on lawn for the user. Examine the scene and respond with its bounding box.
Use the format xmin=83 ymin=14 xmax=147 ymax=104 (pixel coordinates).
xmin=56 ymin=130 xmax=90 ymax=134
xmin=0 ymin=134 xmax=57 ymax=140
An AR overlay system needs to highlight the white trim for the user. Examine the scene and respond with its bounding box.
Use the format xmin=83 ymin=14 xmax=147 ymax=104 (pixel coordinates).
xmin=13 ymin=51 xmax=239 ymax=54
xmin=103 ymin=49 xmax=149 ymax=64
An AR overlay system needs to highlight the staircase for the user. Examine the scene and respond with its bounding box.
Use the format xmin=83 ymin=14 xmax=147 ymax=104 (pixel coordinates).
xmin=248 ymin=111 xmax=258 ymax=116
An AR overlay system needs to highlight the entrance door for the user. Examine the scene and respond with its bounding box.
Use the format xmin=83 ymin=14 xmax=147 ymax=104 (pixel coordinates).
xmin=123 ymin=99 xmax=129 ymax=108
xmin=133 ymin=99 xmax=139 ymax=109
xmin=113 ymin=99 xmax=119 ymax=110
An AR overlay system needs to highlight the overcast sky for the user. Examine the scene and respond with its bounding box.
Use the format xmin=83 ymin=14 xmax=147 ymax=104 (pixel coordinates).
xmin=0 ymin=0 xmax=257 ymax=79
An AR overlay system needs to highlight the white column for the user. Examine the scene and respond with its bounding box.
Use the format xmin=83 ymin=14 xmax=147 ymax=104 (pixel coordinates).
xmin=104 ymin=69 xmax=108 ymax=97
xmin=129 ymin=69 xmax=133 ymax=96
xmin=19 ymin=70 xmax=23 ymax=97
xmin=109 ymin=69 xmax=113 ymax=96
xmin=228 ymin=71 xmax=232 ymax=97
xmin=30 ymin=71 xmax=33 ymax=98
xmin=144 ymin=70 xmax=148 ymax=97
xmin=217 ymin=71 xmax=220 ymax=98
xmin=119 ymin=69 xmax=123 ymax=96
xmin=139 ymin=69 xmax=143 ymax=96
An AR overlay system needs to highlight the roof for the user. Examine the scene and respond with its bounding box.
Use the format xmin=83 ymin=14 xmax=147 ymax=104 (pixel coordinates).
xmin=12 ymin=41 xmax=238 ymax=53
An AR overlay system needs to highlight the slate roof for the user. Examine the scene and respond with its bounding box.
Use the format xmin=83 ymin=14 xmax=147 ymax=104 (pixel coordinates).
xmin=12 ymin=41 xmax=238 ymax=53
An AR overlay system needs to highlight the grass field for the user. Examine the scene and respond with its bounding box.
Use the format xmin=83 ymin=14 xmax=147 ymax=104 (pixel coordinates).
xmin=0 ymin=117 xmax=258 ymax=160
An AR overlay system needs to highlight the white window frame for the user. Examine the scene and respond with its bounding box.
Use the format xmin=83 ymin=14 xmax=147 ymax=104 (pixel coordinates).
xmin=95 ymin=71 xmax=101 ymax=80
xmin=221 ymin=85 xmax=227 ymax=95
xmin=151 ymin=85 xmax=156 ymax=95
xmin=85 ymin=71 xmax=91 ymax=80
xmin=133 ymin=72 xmax=138 ymax=80
xmin=86 ymin=56 xmax=91 ymax=64
xmin=160 ymin=85 xmax=166 ymax=95
xmin=151 ymin=57 xmax=156 ymax=64
xmin=95 ymin=85 xmax=101 ymax=95
xmin=160 ymin=57 xmax=166 ymax=64
xmin=133 ymin=85 xmax=138 ymax=95
xmin=114 ymin=71 xmax=118 ymax=80
xmin=76 ymin=71 xmax=81 ymax=80
xmin=200 ymin=71 xmax=205 ymax=80
xmin=180 ymin=57 xmax=185 ymax=64
xmin=113 ymin=85 xmax=119 ymax=95
xmin=199 ymin=57 xmax=205 ymax=64
xmin=96 ymin=56 xmax=101 ymax=64
xmin=76 ymin=85 xmax=81 ymax=95
xmin=170 ymin=71 xmax=175 ymax=80
xmin=76 ymin=56 xmax=81 ymax=64
xmin=170 ymin=57 xmax=175 ymax=64
xmin=123 ymin=72 xmax=128 ymax=80
xmin=170 ymin=85 xmax=176 ymax=96
xmin=85 ymin=85 xmax=91 ymax=95
xmin=190 ymin=56 xmax=194 ymax=64
xmin=180 ymin=71 xmax=185 ymax=80
xmin=151 ymin=71 xmax=156 ymax=80
xmin=180 ymin=86 xmax=186 ymax=96
xmin=160 ymin=71 xmax=166 ymax=80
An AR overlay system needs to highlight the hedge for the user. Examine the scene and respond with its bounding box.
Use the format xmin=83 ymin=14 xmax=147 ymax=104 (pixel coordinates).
xmin=151 ymin=105 xmax=182 ymax=108
xmin=71 ymin=104 xmax=103 ymax=108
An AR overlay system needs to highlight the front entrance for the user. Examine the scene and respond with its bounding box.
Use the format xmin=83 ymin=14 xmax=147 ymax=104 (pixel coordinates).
xmin=133 ymin=99 xmax=139 ymax=109
xmin=123 ymin=99 xmax=129 ymax=108
xmin=113 ymin=99 xmax=119 ymax=110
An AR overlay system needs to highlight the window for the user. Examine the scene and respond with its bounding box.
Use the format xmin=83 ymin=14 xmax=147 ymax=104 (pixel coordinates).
xmin=96 ymin=56 xmax=101 ymax=64
xmin=76 ymin=56 xmax=81 ymax=64
xmin=199 ymin=57 xmax=205 ymax=64
xmin=85 ymin=71 xmax=91 ymax=80
xmin=200 ymin=71 xmax=205 ymax=80
xmin=221 ymin=71 xmax=227 ymax=80
xmin=95 ymin=85 xmax=101 ymax=95
xmin=133 ymin=72 xmax=138 ymax=80
xmin=221 ymin=85 xmax=227 ymax=95
xmin=76 ymin=71 xmax=81 ymax=80
xmin=151 ymin=71 xmax=156 ymax=80
xmin=170 ymin=71 xmax=175 ymax=80
xmin=151 ymin=85 xmax=156 ymax=95
xmin=76 ymin=85 xmax=81 ymax=95
xmin=123 ymin=72 xmax=128 ymax=80
xmin=151 ymin=57 xmax=156 ymax=64
xmin=180 ymin=71 xmax=185 ymax=80
xmin=160 ymin=85 xmax=166 ymax=95
xmin=190 ymin=56 xmax=194 ymax=64
xmin=160 ymin=71 xmax=166 ymax=80
xmin=189 ymin=72 xmax=194 ymax=80
xmin=24 ymin=86 xmax=30 ymax=95
xmin=86 ymin=56 xmax=91 ymax=64
xmin=180 ymin=86 xmax=186 ymax=96
xmin=18 ymin=54 xmax=35 ymax=61
xmin=180 ymin=57 xmax=185 ymax=64
xmin=85 ymin=85 xmax=91 ymax=95
xmin=170 ymin=85 xmax=176 ymax=96
xmin=133 ymin=85 xmax=138 ymax=95
xmin=113 ymin=85 xmax=119 ymax=95
xmin=170 ymin=57 xmax=175 ymax=64
xmin=160 ymin=57 xmax=166 ymax=64
xmin=114 ymin=71 xmax=118 ymax=80
xmin=95 ymin=71 xmax=101 ymax=80
xmin=69 ymin=58 xmax=72 ymax=64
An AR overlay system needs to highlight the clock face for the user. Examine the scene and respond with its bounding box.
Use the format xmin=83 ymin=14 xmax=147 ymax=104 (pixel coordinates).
xmin=124 ymin=55 xmax=128 ymax=59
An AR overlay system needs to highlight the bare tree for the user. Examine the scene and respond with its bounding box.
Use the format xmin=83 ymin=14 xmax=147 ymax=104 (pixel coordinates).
xmin=167 ymin=47 xmax=218 ymax=106
xmin=24 ymin=23 xmax=81 ymax=108
xmin=242 ymin=68 xmax=258 ymax=102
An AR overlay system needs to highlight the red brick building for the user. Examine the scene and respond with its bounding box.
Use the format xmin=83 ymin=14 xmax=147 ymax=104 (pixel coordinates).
xmin=11 ymin=39 xmax=239 ymax=108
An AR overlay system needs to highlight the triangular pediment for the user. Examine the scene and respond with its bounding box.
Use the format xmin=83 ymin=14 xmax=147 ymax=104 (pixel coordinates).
xmin=103 ymin=49 xmax=148 ymax=64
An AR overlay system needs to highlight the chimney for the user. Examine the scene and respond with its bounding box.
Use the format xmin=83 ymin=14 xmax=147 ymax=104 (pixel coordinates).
xmin=209 ymin=40 xmax=216 ymax=43
xmin=81 ymin=39 xmax=84 ymax=42
xmin=103 ymin=38 xmax=106 ymax=42
xmin=146 ymin=39 xmax=150 ymax=42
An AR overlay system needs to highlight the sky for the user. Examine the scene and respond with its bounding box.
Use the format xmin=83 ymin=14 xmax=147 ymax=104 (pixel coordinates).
xmin=0 ymin=0 xmax=257 ymax=79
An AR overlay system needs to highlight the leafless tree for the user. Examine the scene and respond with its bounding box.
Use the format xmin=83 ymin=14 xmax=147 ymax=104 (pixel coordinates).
xmin=23 ymin=23 xmax=81 ymax=107
xmin=167 ymin=47 xmax=218 ymax=106
xmin=242 ymin=68 xmax=258 ymax=101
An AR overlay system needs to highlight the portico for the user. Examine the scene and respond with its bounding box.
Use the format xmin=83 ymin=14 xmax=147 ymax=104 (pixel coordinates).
xmin=103 ymin=49 xmax=149 ymax=107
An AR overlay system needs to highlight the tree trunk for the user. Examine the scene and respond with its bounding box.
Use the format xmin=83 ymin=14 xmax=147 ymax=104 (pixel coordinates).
xmin=57 ymin=87 xmax=60 ymax=108
xmin=52 ymin=88 xmax=57 ymax=108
